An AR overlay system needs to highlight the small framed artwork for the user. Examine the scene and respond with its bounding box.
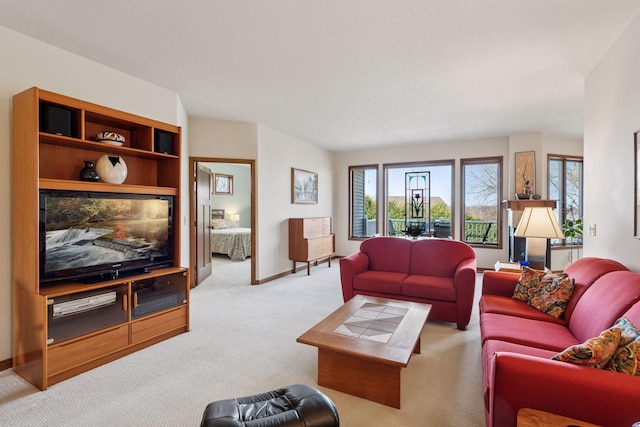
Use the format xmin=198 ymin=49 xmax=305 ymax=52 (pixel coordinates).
xmin=515 ymin=151 xmax=535 ymax=196
xmin=291 ymin=168 xmax=318 ymax=204
xmin=214 ymin=173 xmax=233 ymax=195
xmin=635 ymin=132 xmax=640 ymax=238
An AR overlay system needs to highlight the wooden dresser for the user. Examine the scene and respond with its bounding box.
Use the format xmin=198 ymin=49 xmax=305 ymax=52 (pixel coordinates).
xmin=289 ymin=217 xmax=335 ymax=275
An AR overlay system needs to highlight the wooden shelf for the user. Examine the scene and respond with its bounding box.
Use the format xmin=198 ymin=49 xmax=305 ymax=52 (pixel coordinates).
xmin=502 ymin=199 xmax=557 ymax=210
xmin=39 ymin=178 xmax=178 ymax=195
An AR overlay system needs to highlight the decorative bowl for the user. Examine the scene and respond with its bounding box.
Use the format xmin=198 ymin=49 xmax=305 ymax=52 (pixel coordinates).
xmin=96 ymin=131 xmax=125 ymax=145
xmin=515 ymin=193 xmax=530 ymax=200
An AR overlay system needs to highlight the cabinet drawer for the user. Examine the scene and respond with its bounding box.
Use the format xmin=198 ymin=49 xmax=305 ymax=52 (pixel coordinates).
xmin=48 ymin=325 xmax=129 ymax=376
xmin=131 ymin=306 xmax=187 ymax=344
xmin=308 ymin=236 xmax=334 ymax=260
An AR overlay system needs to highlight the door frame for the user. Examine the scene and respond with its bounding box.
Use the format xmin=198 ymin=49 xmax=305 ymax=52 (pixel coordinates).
xmin=189 ymin=157 xmax=257 ymax=286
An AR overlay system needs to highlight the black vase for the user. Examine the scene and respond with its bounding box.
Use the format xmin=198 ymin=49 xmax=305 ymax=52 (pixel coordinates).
xmin=79 ymin=160 xmax=100 ymax=181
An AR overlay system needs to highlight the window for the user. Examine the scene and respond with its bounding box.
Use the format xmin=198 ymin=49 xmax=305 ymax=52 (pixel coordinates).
xmin=548 ymin=155 xmax=583 ymax=245
xmin=461 ymin=157 xmax=502 ymax=246
xmin=383 ymin=161 xmax=454 ymax=238
xmin=349 ymin=165 xmax=378 ymax=239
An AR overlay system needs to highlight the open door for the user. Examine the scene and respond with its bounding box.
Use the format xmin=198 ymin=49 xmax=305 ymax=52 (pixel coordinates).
xmin=194 ymin=163 xmax=212 ymax=286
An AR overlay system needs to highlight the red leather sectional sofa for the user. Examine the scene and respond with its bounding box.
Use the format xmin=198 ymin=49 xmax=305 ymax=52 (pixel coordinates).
xmin=480 ymin=257 xmax=640 ymax=427
xmin=339 ymin=236 xmax=477 ymax=329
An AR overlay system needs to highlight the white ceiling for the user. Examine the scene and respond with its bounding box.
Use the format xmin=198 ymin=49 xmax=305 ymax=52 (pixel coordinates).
xmin=1 ymin=1 xmax=639 ymax=152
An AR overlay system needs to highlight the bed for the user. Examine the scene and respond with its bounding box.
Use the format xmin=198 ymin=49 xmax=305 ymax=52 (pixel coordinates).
xmin=211 ymin=209 xmax=251 ymax=261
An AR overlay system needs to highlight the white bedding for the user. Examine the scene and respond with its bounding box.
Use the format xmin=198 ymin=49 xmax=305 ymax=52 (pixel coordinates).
xmin=211 ymin=227 xmax=251 ymax=261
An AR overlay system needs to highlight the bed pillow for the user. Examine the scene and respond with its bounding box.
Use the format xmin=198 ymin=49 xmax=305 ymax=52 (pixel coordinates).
xmin=552 ymin=325 xmax=622 ymax=368
xmin=212 ymin=219 xmax=239 ymax=229
xmin=605 ymin=317 xmax=640 ymax=375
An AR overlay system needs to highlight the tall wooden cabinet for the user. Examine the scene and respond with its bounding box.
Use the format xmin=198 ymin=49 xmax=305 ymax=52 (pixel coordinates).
xmin=289 ymin=217 xmax=335 ymax=275
xmin=12 ymin=87 xmax=189 ymax=390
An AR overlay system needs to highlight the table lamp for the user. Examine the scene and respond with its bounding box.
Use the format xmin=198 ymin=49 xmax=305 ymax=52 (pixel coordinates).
xmin=227 ymin=213 xmax=240 ymax=222
xmin=514 ymin=207 xmax=565 ymax=270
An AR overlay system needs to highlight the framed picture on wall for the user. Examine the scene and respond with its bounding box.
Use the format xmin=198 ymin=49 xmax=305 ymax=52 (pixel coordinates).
xmin=291 ymin=168 xmax=318 ymax=204
xmin=214 ymin=173 xmax=233 ymax=195
xmin=515 ymin=151 xmax=535 ymax=196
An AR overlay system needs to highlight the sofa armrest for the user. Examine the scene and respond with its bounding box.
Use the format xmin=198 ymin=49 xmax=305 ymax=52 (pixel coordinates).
xmin=488 ymin=352 xmax=640 ymax=427
xmin=482 ymin=270 xmax=522 ymax=297
xmin=453 ymin=257 xmax=477 ymax=328
xmin=339 ymin=252 xmax=369 ymax=302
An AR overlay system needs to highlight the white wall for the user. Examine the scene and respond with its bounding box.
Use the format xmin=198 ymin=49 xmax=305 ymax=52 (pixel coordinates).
xmin=0 ymin=26 xmax=187 ymax=361
xmin=257 ymin=126 xmax=334 ymax=279
xmin=333 ymin=133 xmax=582 ymax=270
xmin=584 ymin=13 xmax=640 ymax=271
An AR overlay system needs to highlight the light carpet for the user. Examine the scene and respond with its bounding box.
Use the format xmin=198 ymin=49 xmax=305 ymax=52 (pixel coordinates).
xmin=0 ymin=259 xmax=485 ymax=426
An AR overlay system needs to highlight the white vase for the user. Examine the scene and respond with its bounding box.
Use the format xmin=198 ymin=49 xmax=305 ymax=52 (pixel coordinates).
xmin=96 ymin=155 xmax=128 ymax=184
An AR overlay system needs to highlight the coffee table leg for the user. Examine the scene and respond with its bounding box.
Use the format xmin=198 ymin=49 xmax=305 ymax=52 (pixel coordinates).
xmin=317 ymin=348 xmax=402 ymax=408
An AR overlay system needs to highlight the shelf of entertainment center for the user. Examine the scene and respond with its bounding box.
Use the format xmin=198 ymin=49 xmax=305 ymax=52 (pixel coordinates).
xmin=39 ymin=266 xmax=187 ymax=296
xmin=39 ymin=132 xmax=179 ymax=159
xmin=39 ymin=178 xmax=178 ymax=195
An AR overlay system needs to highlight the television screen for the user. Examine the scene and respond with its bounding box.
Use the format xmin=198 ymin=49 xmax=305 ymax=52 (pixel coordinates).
xmin=40 ymin=191 xmax=174 ymax=283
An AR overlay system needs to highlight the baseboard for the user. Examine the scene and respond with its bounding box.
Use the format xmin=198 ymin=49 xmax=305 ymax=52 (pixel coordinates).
xmin=0 ymin=358 xmax=12 ymax=372
xmin=254 ymin=257 xmax=341 ymax=285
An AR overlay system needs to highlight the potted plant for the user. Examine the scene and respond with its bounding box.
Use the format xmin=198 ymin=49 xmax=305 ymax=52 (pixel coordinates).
xmin=561 ymin=217 xmax=583 ymax=262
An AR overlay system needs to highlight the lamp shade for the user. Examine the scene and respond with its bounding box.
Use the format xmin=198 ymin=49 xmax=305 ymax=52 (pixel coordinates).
xmin=514 ymin=207 xmax=565 ymax=239
xmin=227 ymin=213 xmax=240 ymax=222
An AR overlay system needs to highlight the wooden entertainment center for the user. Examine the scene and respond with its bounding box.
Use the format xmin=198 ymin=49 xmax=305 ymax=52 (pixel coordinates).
xmin=11 ymin=87 xmax=189 ymax=390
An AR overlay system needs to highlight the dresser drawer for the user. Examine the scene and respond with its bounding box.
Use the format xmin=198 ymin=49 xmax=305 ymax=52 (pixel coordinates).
xmin=308 ymin=235 xmax=334 ymax=260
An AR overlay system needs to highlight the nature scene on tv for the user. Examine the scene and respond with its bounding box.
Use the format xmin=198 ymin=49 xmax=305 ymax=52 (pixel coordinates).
xmin=44 ymin=196 xmax=170 ymax=274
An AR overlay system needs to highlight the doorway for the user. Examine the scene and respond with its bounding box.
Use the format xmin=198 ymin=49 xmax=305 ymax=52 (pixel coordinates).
xmin=189 ymin=157 xmax=256 ymax=287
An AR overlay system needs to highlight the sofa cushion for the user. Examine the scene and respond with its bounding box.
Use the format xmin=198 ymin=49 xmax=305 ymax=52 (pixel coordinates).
xmin=402 ymin=275 xmax=456 ymax=301
xmin=480 ymin=312 xmax=579 ymax=351
xmin=552 ymin=325 xmax=622 ymax=368
xmin=605 ymin=317 xmax=640 ymax=376
xmin=408 ymin=239 xmax=475 ymax=278
xmin=360 ymin=237 xmax=411 ymax=273
xmin=562 ymin=257 xmax=629 ymax=322
xmin=479 ymin=295 xmax=565 ymax=325
xmin=569 ymin=271 xmax=640 ymax=342
xmin=353 ymin=271 xmax=406 ymax=295
xmin=527 ymin=272 xmax=574 ymax=319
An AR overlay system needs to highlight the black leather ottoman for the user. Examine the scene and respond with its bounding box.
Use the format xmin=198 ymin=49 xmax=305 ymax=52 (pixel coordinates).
xmin=200 ymin=384 xmax=339 ymax=427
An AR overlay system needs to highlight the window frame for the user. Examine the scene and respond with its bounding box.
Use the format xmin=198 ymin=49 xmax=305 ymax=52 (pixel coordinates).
xmin=382 ymin=160 xmax=455 ymax=238
xmin=348 ymin=164 xmax=379 ymax=240
xmin=460 ymin=156 xmax=503 ymax=248
xmin=547 ymin=154 xmax=583 ymax=246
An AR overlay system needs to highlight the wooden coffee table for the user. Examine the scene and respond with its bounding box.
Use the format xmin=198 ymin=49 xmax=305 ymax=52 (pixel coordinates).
xmin=296 ymin=295 xmax=431 ymax=408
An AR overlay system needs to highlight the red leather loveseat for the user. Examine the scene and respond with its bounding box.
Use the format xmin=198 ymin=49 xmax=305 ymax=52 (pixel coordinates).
xmin=480 ymin=257 xmax=640 ymax=427
xmin=339 ymin=237 xmax=476 ymax=329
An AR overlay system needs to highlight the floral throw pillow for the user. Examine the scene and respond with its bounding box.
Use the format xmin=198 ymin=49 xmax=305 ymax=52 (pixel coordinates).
xmin=512 ymin=267 xmax=546 ymax=302
xmin=552 ymin=326 xmax=622 ymax=368
xmin=605 ymin=317 xmax=640 ymax=376
xmin=527 ymin=272 xmax=575 ymax=318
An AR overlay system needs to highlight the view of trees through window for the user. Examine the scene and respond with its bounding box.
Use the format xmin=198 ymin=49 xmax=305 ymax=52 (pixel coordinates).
xmin=461 ymin=157 xmax=501 ymax=245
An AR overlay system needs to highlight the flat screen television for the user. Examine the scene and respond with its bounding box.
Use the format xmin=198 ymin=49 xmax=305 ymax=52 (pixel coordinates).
xmin=39 ymin=190 xmax=174 ymax=284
